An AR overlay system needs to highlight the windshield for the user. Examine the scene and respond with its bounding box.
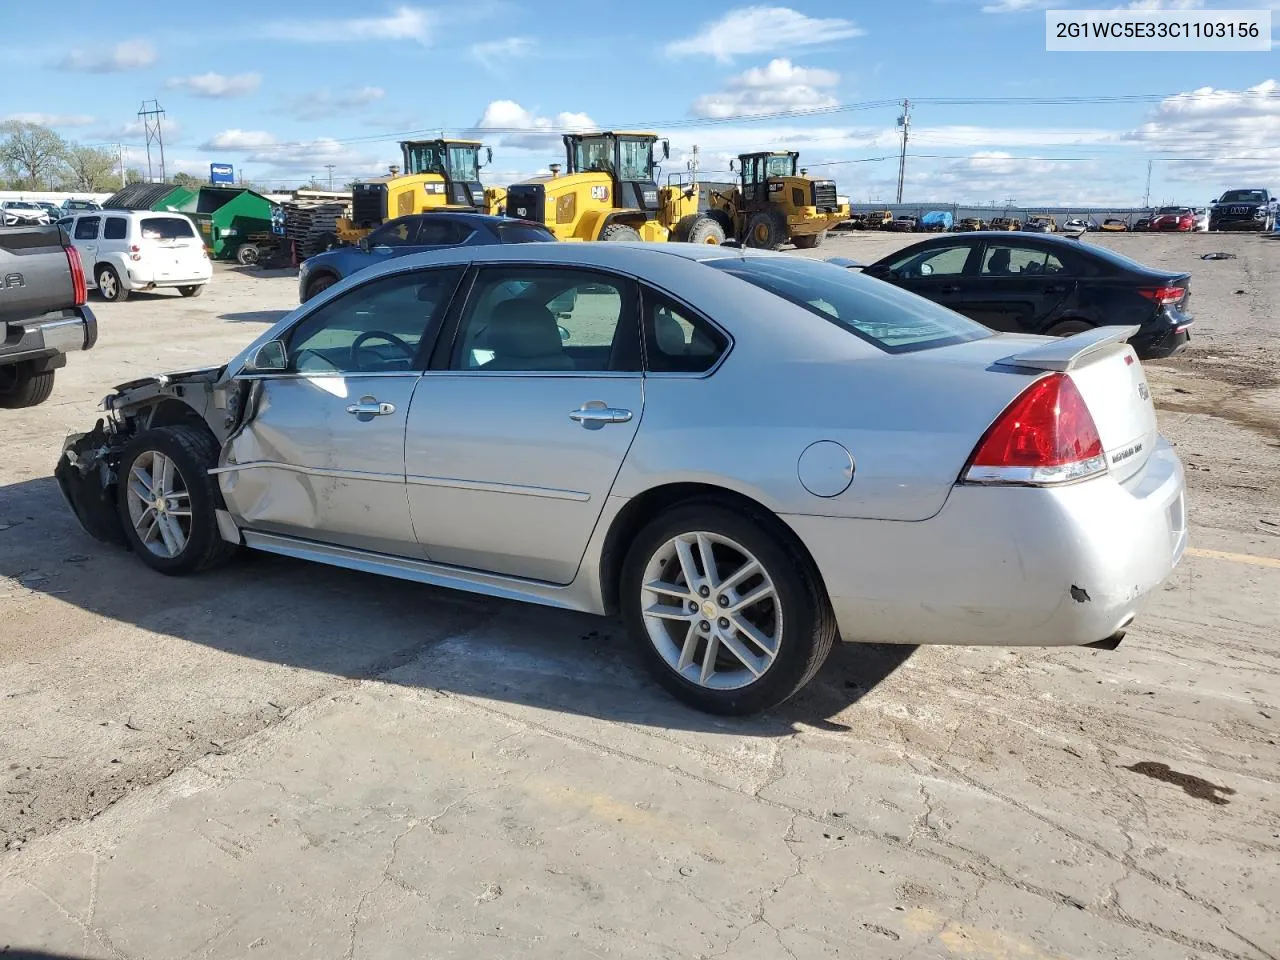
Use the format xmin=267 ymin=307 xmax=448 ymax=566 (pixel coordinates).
xmin=1156 ymin=206 xmax=1186 ymax=214
xmin=1219 ymin=189 xmax=1268 ymax=203
xmin=709 ymin=256 xmax=990 ymax=354
xmin=446 ymin=144 xmax=479 ymax=182
xmin=764 ymin=155 xmax=795 ymax=178
xmin=8 ymin=201 xmax=39 ymax=211
xmin=573 ymin=136 xmax=614 ymax=174
xmin=404 ymin=142 xmax=446 ymax=176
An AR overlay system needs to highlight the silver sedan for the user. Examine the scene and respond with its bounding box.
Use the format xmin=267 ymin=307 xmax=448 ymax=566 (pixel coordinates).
xmin=56 ymin=242 xmax=1188 ymax=714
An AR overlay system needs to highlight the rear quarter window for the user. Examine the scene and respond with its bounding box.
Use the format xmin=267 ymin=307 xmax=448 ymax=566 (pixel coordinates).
xmin=496 ymin=221 xmax=556 ymax=243
xmin=103 ymin=217 xmax=127 ymax=240
xmin=140 ymin=217 xmax=195 ymax=240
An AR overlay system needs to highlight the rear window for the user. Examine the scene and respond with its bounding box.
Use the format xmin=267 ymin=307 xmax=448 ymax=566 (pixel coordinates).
xmin=140 ymin=217 xmax=195 ymax=240
xmin=1076 ymin=242 xmax=1161 ymax=274
xmin=708 ymin=256 xmax=991 ymax=354
xmin=496 ymin=221 xmax=555 ymax=243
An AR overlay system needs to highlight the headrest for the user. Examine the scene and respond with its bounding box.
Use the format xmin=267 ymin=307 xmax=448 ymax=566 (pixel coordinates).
xmin=488 ymin=298 xmax=563 ymax=359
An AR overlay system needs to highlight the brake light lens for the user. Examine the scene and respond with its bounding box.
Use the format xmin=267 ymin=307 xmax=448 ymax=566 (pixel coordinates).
xmin=65 ymin=244 xmax=87 ymax=306
xmin=1137 ymin=285 xmax=1185 ymax=305
xmin=963 ymin=373 xmax=1106 ymax=486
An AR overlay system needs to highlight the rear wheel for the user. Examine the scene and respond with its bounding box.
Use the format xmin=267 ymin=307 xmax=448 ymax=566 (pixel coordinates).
xmin=178 ymin=284 xmax=205 ymax=297
xmin=0 ymin=364 xmax=55 ymax=409
xmin=674 ymin=214 xmax=725 ymax=245
xmin=621 ymin=502 xmax=836 ymax=715
xmin=304 ymin=273 xmax=338 ymax=301
xmin=745 ymin=211 xmax=787 ymax=250
xmin=235 ymin=243 xmax=260 ymax=266
xmin=96 ymin=265 xmax=128 ymax=302
xmin=1046 ymin=319 xmax=1093 ymax=338
xmin=792 ymin=231 xmax=826 ymax=249
xmin=117 ymin=425 xmax=237 ymax=576
xmin=599 ymin=223 xmax=642 ymax=242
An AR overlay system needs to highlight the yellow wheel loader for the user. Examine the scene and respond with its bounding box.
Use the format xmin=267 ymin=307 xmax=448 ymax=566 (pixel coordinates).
xmin=333 ymin=139 xmax=506 ymax=245
xmin=706 ymin=152 xmax=849 ymax=250
xmin=503 ymin=131 xmax=725 ymax=244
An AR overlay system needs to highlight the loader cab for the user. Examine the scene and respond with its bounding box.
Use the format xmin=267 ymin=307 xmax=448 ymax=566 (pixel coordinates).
xmin=735 ymin=152 xmax=798 ymax=206
xmin=564 ymin=132 xmax=668 ymax=219
xmin=401 ymin=138 xmax=491 ymax=210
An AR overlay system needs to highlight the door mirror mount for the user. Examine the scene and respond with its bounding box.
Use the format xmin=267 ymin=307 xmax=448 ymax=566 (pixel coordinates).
xmin=245 ymin=340 xmax=287 ymax=373
xmin=358 ymin=236 xmax=370 ymax=253
xmin=558 ymin=324 xmax=571 ymax=342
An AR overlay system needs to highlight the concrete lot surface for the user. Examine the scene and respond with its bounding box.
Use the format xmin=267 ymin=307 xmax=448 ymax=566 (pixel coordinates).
xmin=2 ymin=233 xmax=1278 ymax=959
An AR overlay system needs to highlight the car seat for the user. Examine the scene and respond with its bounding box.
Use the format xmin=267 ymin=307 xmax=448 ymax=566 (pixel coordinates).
xmin=485 ymin=298 xmax=574 ymax=371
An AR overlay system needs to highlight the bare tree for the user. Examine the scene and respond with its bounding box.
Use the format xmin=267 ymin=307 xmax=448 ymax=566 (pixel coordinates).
xmin=0 ymin=121 xmax=68 ymax=189
xmin=63 ymin=144 xmax=118 ymax=191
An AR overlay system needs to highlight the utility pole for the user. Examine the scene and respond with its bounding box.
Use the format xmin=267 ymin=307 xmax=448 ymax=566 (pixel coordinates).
xmin=1143 ymin=160 xmax=1153 ymax=208
xmin=324 ymin=164 xmax=336 ymax=190
xmin=895 ymin=99 xmax=911 ymax=204
xmin=137 ymin=100 xmax=167 ymax=183
xmin=117 ymin=143 xmax=126 ymax=188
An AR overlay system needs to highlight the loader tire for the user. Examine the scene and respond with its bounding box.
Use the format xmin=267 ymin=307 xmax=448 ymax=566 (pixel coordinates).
xmin=745 ymin=211 xmax=787 ymax=250
xmin=599 ymin=223 xmax=642 ymax=242
xmin=792 ymin=231 xmax=826 ymax=249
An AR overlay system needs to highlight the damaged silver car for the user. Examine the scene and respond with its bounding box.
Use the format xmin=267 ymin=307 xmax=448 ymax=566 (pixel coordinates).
xmin=57 ymin=243 xmax=1188 ymax=715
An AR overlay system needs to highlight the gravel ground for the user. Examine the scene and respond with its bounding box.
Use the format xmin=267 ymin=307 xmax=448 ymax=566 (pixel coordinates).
xmin=1 ymin=234 xmax=1277 ymax=959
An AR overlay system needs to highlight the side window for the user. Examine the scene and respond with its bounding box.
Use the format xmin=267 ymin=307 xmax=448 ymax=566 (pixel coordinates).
xmin=285 ymin=267 xmax=463 ymax=375
xmin=643 ymin=289 xmax=729 ymax=374
xmin=982 ymin=245 xmax=1066 ymax=276
xmin=368 ymin=219 xmax=421 ymax=247
xmin=103 ymin=217 xmax=127 ymax=240
xmin=73 ymin=216 xmax=101 ymax=241
xmin=418 ymin=220 xmax=471 ymax=245
xmin=888 ymin=244 xmax=970 ymax=279
xmin=450 ymin=268 xmax=636 ymax=373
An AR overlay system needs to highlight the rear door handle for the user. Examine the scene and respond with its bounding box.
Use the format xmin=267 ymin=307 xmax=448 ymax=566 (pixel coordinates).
xmin=345 ymin=397 xmax=396 ymax=418
xmin=1043 ymin=285 xmax=1066 ymax=293
xmin=570 ymin=401 xmax=633 ymax=429
xmin=939 ymin=284 xmax=961 ymax=294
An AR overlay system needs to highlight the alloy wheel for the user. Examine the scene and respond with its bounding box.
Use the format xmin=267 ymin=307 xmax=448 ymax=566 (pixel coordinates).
xmin=99 ymin=270 xmax=117 ymax=299
xmin=640 ymin=531 xmax=782 ymax=690
xmin=125 ymin=450 xmax=192 ymax=558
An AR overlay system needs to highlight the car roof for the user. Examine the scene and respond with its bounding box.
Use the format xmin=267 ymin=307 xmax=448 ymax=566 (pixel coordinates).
xmin=391 ymin=211 xmax=538 ymax=227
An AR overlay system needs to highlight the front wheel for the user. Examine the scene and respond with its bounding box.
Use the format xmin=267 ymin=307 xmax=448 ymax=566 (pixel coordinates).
xmin=621 ymin=502 xmax=836 ymax=715
xmin=117 ymin=425 xmax=238 ymax=575
xmin=178 ymin=284 xmax=205 ymax=297
xmin=599 ymin=223 xmax=642 ymax=242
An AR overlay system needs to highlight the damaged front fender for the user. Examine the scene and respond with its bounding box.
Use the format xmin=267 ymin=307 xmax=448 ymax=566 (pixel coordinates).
xmin=55 ymin=419 xmax=129 ymax=545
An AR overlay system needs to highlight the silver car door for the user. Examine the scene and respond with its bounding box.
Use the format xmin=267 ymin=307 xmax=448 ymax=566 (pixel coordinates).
xmin=405 ymin=265 xmax=643 ymax=584
xmin=219 ymin=266 xmax=465 ymax=557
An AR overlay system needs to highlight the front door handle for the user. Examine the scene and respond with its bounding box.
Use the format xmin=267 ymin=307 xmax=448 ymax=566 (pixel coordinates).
xmin=570 ymin=400 xmax=633 ymax=429
xmin=346 ymin=397 xmax=396 ymax=419
xmin=939 ymin=284 xmax=961 ymax=294
xmin=1043 ymin=284 xmax=1066 ymax=293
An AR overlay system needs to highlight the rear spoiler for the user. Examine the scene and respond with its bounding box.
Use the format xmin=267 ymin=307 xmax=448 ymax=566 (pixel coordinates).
xmin=998 ymin=325 xmax=1139 ymax=372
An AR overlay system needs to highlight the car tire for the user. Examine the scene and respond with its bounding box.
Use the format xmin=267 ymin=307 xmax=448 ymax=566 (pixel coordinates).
xmin=235 ymin=243 xmax=260 ymax=266
xmin=1046 ymin=319 xmax=1094 ymax=338
xmin=0 ymin=364 xmax=55 ymax=409
xmin=792 ymin=231 xmax=825 ymax=249
xmin=96 ymin=265 xmax=128 ymax=302
xmin=303 ymin=273 xmax=338 ymax=301
xmin=620 ymin=501 xmax=836 ymax=715
xmin=116 ymin=425 xmax=237 ymax=576
xmin=599 ymin=223 xmax=642 ymax=242
xmin=178 ymin=285 xmax=205 ymax=297
xmin=745 ymin=211 xmax=787 ymax=250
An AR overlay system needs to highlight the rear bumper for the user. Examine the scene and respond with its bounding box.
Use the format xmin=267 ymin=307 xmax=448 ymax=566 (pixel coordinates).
xmin=125 ymin=265 xmax=213 ymax=289
xmin=785 ymin=437 xmax=1187 ymax=647
xmin=1 ymin=306 xmax=98 ymax=366
xmin=1131 ymin=320 xmax=1190 ymax=360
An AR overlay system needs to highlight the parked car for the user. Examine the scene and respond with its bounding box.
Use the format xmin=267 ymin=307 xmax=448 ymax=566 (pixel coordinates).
xmin=1062 ymin=218 xmax=1089 ymax=232
xmin=299 ymin=211 xmax=555 ymax=301
xmin=1100 ymin=218 xmax=1128 ymax=232
xmin=1192 ymin=208 xmax=1210 ymax=232
xmin=36 ymin=201 xmax=63 ymax=221
xmin=989 ymin=217 xmax=1021 ymax=231
xmin=865 ymin=210 xmax=894 ymax=229
xmin=1132 ymin=216 xmax=1151 ymax=232
xmin=1208 ymin=188 xmax=1276 ymax=231
xmin=59 ymin=199 xmax=103 ymax=218
xmin=55 ymin=243 xmax=1187 ymax=714
xmin=887 ymin=216 xmax=917 ymax=233
xmin=1 ymin=200 xmax=51 ymax=226
xmin=1 ymin=224 xmax=96 ymax=408
xmin=956 ymin=217 xmax=986 ymax=232
xmin=919 ymin=211 xmax=954 ymax=232
xmin=62 ymin=210 xmax=211 ymax=302
xmin=1022 ymin=216 xmax=1057 ymax=233
xmin=1149 ymin=206 xmax=1196 ymax=231
xmin=860 ymin=232 xmax=1192 ymax=359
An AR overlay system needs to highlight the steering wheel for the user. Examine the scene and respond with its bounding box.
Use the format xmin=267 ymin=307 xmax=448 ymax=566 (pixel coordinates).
xmin=351 ymin=330 xmax=415 ymax=369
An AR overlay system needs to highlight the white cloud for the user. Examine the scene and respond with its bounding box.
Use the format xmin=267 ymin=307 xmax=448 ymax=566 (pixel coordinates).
xmin=264 ymin=5 xmax=433 ymax=44
xmin=59 ymin=39 xmax=157 ymax=72
xmin=93 ymin=118 xmax=183 ymax=144
xmin=691 ymin=58 xmax=840 ymax=118
xmin=469 ymin=100 xmax=596 ymax=151
xmin=289 ymin=86 xmax=386 ymax=121
xmin=665 ymin=6 xmax=863 ymax=62
xmin=3 ymin=112 xmax=95 ymax=128
xmin=201 ymin=129 xmax=278 ymax=151
xmin=921 ymin=152 xmax=1124 ymax=205
xmin=471 ymin=37 xmax=533 ymax=70
xmin=166 ymin=72 xmax=261 ymax=98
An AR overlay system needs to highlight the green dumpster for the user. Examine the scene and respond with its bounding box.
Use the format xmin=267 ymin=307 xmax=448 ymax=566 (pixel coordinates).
xmin=158 ymin=186 xmax=278 ymax=262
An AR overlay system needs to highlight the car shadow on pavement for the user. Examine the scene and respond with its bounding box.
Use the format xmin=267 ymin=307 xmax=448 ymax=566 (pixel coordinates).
xmin=218 ymin=309 xmax=292 ymax=323
xmin=1 ymin=476 xmax=914 ymax=735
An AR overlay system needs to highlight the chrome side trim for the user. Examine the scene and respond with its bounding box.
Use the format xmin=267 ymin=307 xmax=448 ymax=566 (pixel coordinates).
xmin=209 ymin=460 xmax=404 ymax=484
xmin=240 ymin=530 xmax=596 ymax=613
xmin=404 ymin=474 xmax=590 ymax=502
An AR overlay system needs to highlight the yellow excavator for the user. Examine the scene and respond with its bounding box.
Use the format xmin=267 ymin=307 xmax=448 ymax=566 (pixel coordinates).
xmin=503 ymin=131 xmax=725 ymax=243
xmin=705 ymin=152 xmax=849 ymax=249
xmin=334 ymin=138 xmax=507 ymax=245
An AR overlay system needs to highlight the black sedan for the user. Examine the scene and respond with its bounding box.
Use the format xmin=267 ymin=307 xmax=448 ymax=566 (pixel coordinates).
xmin=858 ymin=232 xmax=1191 ymax=359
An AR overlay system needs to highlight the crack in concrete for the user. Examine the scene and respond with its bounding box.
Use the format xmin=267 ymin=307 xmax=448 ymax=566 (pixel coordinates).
xmin=21 ymin=875 xmax=130 ymax=960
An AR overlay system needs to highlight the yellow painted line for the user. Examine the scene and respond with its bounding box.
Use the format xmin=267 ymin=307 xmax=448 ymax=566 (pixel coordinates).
xmin=1185 ymin=547 xmax=1280 ymax=569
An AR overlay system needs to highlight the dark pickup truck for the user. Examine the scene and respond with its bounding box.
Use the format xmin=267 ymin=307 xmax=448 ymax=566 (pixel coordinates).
xmin=1 ymin=224 xmax=96 ymax=408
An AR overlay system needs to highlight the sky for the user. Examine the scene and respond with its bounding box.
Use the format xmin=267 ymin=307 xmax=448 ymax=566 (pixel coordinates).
xmin=5 ymin=0 xmax=1278 ymax=205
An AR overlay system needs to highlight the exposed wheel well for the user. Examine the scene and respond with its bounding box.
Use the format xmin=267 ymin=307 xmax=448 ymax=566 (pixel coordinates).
xmin=141 ymin=398 xmax=218 ymax=440
xmin=598 ymin=482 xmax=830 ymax=615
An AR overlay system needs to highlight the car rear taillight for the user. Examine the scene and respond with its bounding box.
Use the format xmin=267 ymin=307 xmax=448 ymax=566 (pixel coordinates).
xmin=1137 ymin=285 xmax=1185 ymax=305
xmin=65 ymin=244 xmax=87 ymax=306
xmin=962 ymin=373 xmax=1106 ymax=486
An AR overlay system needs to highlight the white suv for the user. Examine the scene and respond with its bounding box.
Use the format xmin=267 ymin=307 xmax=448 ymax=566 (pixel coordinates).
xmin=61 ymin=211 xmax=212 ymax=302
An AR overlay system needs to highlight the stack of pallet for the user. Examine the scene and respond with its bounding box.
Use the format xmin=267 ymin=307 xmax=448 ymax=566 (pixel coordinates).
xmin=281 ymin=197 xmax=349 ymax=258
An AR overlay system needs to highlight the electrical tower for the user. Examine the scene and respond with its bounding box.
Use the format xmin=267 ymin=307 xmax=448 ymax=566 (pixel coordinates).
xmin=137 ymin=100 xmax=167 ymax=183
xmin=1143 ymin=160 xmax=1153 ymax=208
xmin=325 ymin=164 xmax=336 ymax=190
xmin=895 ymin=99 xmax=911 ymax=204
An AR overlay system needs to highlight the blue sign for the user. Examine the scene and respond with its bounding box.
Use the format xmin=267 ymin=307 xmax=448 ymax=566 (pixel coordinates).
xmin=210 ymin=163 xmax=234 ymax=185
